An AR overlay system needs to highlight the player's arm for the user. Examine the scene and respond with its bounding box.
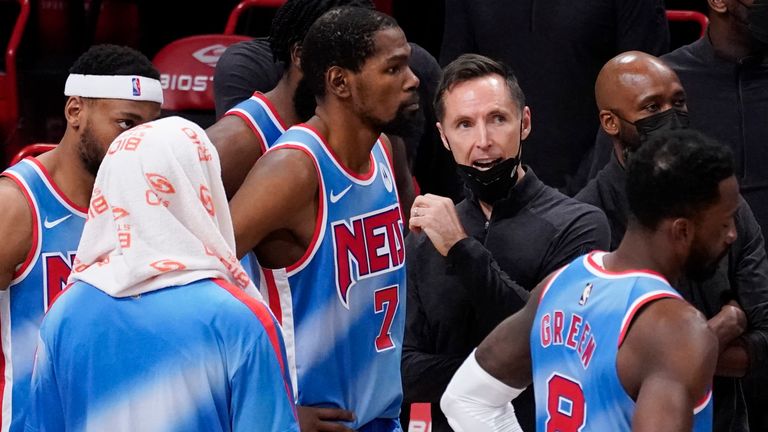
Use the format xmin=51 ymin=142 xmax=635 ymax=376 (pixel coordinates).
xmin=206 ymin=115 xmax=265 ymax=199
xmin=621 ymin=299 xmax=718 ymax=432
xmin=441 ymin=276 xmax=551 ymax=432
xmin=0 ymin=178 xmax=33 ymax=290
xmin=230 ymin=147 xmax=316 ymax=259
xmin=715 ymin=198 xmax=768 ymax=377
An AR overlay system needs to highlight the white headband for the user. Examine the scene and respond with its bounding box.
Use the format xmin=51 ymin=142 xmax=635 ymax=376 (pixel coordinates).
xmin=64 ymin=74 xmax=164 ymax=104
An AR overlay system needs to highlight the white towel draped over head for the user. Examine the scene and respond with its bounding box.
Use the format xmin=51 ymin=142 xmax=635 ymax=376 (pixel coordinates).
xmin=68 ymin=116 xmax=259 ymax=299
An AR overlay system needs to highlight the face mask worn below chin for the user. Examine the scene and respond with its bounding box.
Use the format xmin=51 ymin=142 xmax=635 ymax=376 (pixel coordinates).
xmin=457 ymin=155 xmax=521 ymax=204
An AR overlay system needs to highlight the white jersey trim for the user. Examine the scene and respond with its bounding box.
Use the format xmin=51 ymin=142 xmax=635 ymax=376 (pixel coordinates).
xmin=262 ymin=268 xmax=298 ymax=399
xmin=583 ymin=252 xmax=670 ymax=285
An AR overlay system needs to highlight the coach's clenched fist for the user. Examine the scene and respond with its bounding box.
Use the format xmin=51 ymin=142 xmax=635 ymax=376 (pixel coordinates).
xmin=409 ymin=194 xmax=468 ymax=256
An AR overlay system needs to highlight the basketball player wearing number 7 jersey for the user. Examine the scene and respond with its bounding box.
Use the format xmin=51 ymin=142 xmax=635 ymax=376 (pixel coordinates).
xmin=230 ymin=8 xmax=419 ymax=432
xmin=442 ymin=130 xmax=739 ymax=432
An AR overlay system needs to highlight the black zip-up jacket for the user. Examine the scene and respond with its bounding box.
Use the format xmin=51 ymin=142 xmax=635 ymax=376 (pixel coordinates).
xmin=402 ymin=168 xmax=610 ymax=431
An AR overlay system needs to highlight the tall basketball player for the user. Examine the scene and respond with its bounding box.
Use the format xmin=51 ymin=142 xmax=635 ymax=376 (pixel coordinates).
xmin=230 ymin=7 xmax=419 ymax=432
xmin=442 ymin=130 xmax=738 ymax=432
xmin=0 ymin=45 xmax=161 ymax=431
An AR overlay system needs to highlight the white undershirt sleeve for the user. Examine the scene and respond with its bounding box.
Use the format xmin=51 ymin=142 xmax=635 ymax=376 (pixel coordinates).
xmin=440 ymin=349 xmax=526 ymax=432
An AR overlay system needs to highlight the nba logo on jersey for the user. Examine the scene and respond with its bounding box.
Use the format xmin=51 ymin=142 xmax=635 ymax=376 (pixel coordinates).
xmin=579 ymin=283 xmax=593 ymax=306
xmin=132 ymin=77 xmax=141 ymax=96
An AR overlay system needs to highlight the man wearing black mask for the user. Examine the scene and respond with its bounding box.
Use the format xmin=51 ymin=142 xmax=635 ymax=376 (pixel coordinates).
xmin=401 ymin=54 xmax=610 ymax=432
xmin=577 ymin=51 xmax=768 ymax=432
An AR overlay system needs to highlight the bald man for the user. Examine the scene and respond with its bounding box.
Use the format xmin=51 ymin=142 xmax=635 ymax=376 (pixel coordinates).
xmin=577 ymin=51 xmax=688 ymax=249
xmin=576 ymin=51 xmax=768 ymax=432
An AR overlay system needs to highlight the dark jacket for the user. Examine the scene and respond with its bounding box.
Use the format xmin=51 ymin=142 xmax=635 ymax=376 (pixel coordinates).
xmin=403 ymin=168 xmax=610 ymax=431
xmin=662 ymin=35 xmax=768 ymax=236
xmin=440 ymin=0 xmax=669 ymax=192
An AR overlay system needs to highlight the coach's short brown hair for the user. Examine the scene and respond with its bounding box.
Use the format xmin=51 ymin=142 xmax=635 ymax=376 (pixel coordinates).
xmin=434 ymin=53 xmax=525 ymax=121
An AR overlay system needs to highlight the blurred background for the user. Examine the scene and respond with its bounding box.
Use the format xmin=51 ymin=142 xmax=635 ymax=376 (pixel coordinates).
xmin=0 ymin=0 xmax=708 ymax=167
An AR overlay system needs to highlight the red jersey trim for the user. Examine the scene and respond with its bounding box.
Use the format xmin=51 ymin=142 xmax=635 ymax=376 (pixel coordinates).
xmin=262 ymin=269 xmax=282 ymax=324
xmin=227 ymin=110 xmax=269 ymax=155
xmin=26 ymin=157 xmax=88 ymax=215
xmin=214 ymin=279 xmax=285 ymax=372
xmin=214 ymin=279 xmax=295 ymax=414
xmin=694 ymin=388 xmax=712 ymax=414
xmin=297 ymin=123 xmax=377 ymax=182
xmin=251 ymin=92 xmax=289 ymax=130
xmin=585 ymin=252 xmax=668 ymax=282
xmin=618 ymin=291 xmax=683 ymax=347
xmin=1 ymin=171 xmax=40 ymax=281
xmin=264 ymin=144 xmax=326 ymax=274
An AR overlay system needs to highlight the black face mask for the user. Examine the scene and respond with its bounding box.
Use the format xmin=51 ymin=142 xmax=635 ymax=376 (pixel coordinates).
xmin=457 ymin=156 xmax=521 ymax=204
xmin=616 ymin=108 xmax=690 ymax=162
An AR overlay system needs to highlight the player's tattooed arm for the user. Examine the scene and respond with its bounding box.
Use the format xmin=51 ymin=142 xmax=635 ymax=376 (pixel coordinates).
xmin=620 ymin=299 xmax=717 ymax=432
xmin=0 ymin=179 xmax=33 ymax=290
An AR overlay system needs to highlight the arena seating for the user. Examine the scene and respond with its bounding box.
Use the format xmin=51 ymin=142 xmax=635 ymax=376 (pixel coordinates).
xmin=224 ymin=0 xmax=393 ymax=35
xmin=9 ymin=142 xmax=56 ymax=166
xmin=152 ymin=34 xmax=250 ymax=127
xmin=0 ymin=0 xmax=30 ymax=156
xmin=667 ymin=9 xmax=709 ymax=39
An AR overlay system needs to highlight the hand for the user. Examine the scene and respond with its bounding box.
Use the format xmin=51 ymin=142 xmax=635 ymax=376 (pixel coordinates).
xmin=707 ymin=301 xmax=747 ymax=348
xmin=297 ymin=406 xmax=356 ymax=432
xmin=409 ymin=194 xmax=468 ymax=256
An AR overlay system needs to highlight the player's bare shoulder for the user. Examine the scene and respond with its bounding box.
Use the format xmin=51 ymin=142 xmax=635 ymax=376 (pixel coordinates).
xmin=618 ymin=297 xmax=717 ymax=398
xmin=230 ymin=144 xmax=320 ymax=258
xmin=0 ymin=176 xmax=35 ymax=289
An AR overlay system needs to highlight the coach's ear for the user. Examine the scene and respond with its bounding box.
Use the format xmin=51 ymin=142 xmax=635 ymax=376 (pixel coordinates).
xmin=327 ymin=66 xmax=351 ymax=99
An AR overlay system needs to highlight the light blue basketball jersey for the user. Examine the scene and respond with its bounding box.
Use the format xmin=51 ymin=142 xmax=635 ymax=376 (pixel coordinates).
xmin=226 ymin=91 xmax=288 ymax=286
xmin=259 ymin=125 xmax=406 ymax=430
xmin=26 ymin=278 xmax=298 ymax=432
xmin=226 ymin=91 xmax=287 ymax=153
xmin=530 ymin=252 xmax=712 ymax=432
xmin=0 ymin=157 xmax=86 ymax=432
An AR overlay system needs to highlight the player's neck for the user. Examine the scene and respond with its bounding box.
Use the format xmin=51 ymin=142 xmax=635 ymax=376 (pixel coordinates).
xmin=312 ymin=104 xmax=380 ymax=174
xmin=607 ymin=229 xmax=682 ymax=285
xmin=265 ymin=76 xmax=301 ymax=127
xmin=41 ymin=133 xmax=97 ymax=209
